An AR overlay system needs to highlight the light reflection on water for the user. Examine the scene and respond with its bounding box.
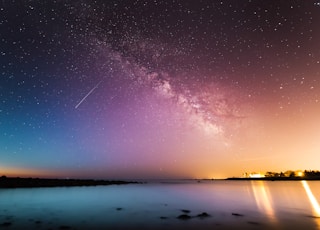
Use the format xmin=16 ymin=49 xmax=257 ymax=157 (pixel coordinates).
xmin=251 ymin=181 xmax=276 ymax=225
xmin=301 ymin=180 xmax=320 ymax=229
xmin=0 ymin=181 xmax=320 ymax=229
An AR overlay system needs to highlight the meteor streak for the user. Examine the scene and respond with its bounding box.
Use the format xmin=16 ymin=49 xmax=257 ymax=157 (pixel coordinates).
xmin=75 ymin=80 xmax=102 ymax=109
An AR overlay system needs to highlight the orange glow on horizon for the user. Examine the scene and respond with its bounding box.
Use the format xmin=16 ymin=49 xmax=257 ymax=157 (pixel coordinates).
xmin=0 ymin=166 xmax=59 ymax=178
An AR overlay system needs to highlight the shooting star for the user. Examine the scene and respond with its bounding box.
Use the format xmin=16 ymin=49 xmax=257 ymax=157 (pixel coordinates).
xmin=75 ymin=80 xmax=103 ymax=109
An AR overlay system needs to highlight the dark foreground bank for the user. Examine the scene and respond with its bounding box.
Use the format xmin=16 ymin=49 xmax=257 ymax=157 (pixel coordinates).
xmin=0 ymin=176 xmax=139 ymax=188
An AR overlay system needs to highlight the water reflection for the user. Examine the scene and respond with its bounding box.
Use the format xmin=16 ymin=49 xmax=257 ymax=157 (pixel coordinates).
xmin=251 ymin=181 xmax=277 ymax=224
xmin=301 ymin=180 xmax=320 ymax=228
xmin=1 ymin=181 xmax=320 ymax=229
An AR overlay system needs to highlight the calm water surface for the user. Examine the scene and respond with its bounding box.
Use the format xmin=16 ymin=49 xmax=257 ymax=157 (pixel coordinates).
xmin=1 ymin=180 xmax=320 ymax=229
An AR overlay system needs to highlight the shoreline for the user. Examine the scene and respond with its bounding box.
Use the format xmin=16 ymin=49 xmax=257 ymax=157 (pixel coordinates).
xmin=0 ymin=176 xmax=139 ymax=188
xmin=2 ymin=176 xmax=320 ymax=188
xmin=226 ymin=177 xmax=320 ymax=181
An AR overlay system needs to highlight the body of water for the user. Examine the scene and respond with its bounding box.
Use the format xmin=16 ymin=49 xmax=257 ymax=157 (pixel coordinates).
xmin=1 ymin=180 xmax=320 ymax=229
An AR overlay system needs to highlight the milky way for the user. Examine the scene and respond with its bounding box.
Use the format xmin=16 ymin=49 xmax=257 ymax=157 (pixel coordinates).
xmin=0 ymin=1 xmax=319 ymax=179
xmin=93 ymin=37 xmax=245 ymax=137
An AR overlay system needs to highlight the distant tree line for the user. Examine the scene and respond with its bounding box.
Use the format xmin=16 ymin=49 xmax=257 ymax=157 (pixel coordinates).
xmin=264 ymin=170 xmax=320 ymax=178
xmin=0 ymin=176 xmax=140 ymax=188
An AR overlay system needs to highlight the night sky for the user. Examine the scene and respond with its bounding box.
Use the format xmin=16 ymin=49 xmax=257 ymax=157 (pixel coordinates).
xmin=1 ymin=0 xmax=319 ymax=179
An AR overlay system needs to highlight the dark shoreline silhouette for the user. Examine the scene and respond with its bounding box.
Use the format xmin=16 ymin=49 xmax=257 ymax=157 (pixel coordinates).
xmin=0 ymin=176 xmax=139 ymax=188
xmin=227 ymin=170 xmax=320 ymax=181
xmin=227 ymin=177 xmax=320 ymax=181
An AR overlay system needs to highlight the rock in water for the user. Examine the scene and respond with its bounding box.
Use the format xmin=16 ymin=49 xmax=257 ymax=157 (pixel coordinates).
xmin=197 ymin=212 xmax=210 ymax=218
xmin=181 ymin=209 xmax=191 ymax=213
xmin=177 ymin=214 xmax=192 ymax=220
xmin=232 ymin=213 xmax=244 ymax=217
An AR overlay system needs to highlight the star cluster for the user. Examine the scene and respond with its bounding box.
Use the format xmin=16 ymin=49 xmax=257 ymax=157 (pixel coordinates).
xmin=0 ymin=1 xmax=319 ymax=179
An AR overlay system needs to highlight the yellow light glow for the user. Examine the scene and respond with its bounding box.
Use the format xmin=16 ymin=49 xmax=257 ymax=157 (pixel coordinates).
xmin=297 ymin=171 xmax=304 ymax=177
xmin=249 ymin=173 xmax=265 ymax=178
